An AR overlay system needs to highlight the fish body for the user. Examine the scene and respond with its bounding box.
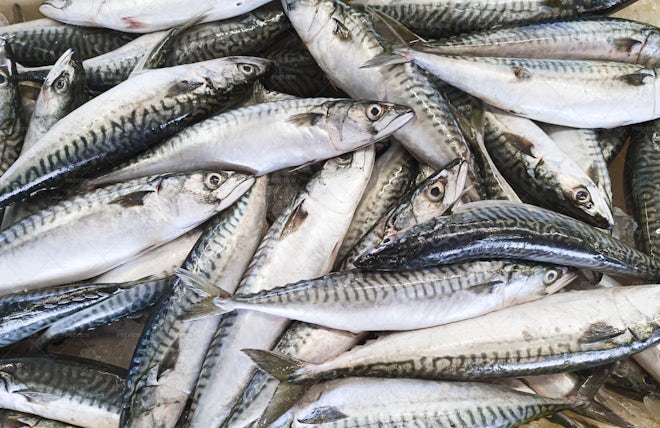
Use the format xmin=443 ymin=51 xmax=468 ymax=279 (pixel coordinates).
xmin=40 ymin=0 xmax=274 ymax=33
xmin=248 ymin=285 xmax=660 ymax=383
xmin=92 ymin=98 xmax=412 ymax=184
xmin=0 ymin=18 xmax=136 ymax=66
xmin=0 ymin=57 xmax=270 ymax=208
xmin=626 ymin=119 xmax=660 ymax=259
xmin=287 ymin=377 xmax=579 ymax=427
xmin=185 ymin=148 xmax=375 ymax=427
xmin=199 ymin=260 xmax=576 ymax=332
xmin=0 ymin=356 xmax=125 ymax=428
xmin=372 ymin=48 xmax=660 ymax=128
xmin=351 ymin=0 xmax=639 ymax=38
xmin=354 ymin=200 xmax=660 ymax=279
xmin=415 ymin=18 xmax=660 ymax=67
xmin=0 ymin=171 xmax=254 ymax=291
xmin=0 ymin=37 xmax=26 ymax=176
xmin=120 ymin=179 xmax=268 ymax=428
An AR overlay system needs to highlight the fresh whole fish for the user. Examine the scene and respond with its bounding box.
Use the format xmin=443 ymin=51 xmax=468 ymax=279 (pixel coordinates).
xmin=0 ymin=356 xmax=125 ymax=428
xmin=0 ymin=56 xmax=270 ymax=208
xmin=350 ymin=0 xmax=639 ymax=38
xmin=91 ymin=98 xmax=412 ymax=185
xmin=0 ymin=171 xmax=254 ymax=291
xmin=0 ymin=37 xmax=26 ymax=177
xmin=353 ymin=200 xmax=660 ymax=279
xmin=412 ymin=17 xmax=660 ymax=67
xmin=184 ymin=148 xmax=375 ymax=427
xmin=39 ymin=0 xmax=274 ymax=33
xmin=338 ymin=157 xmax=468 ymax=270
xmin=336 ymin=142 xmax=419 ymax=266
xmin=246 ymin=285 xmax=660 ymax=383
xmin=625 ymin=119 xmax=660 ymax=259
xmin=0 ymin=18 xmax=136 ymax=66
xmin=121 ymin=179 xmax=268 ymax=428
xmin=483 ymin=107 xmax=614 ymax=229
xmin=179 ymin=260 xmax=576 ymax=332
xmin=37 ymin=276 xmax=173 ymax=348
xmin=283 ymin=0 xmax=483 ymax=198
xmin=283 ymin=377 xmax=585 ymax=428
xmin=365 ymin=48 xmax=660 ymax=128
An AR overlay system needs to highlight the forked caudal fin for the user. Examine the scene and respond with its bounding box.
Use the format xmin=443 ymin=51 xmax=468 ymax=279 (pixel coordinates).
xmin=174 ymin=267 xmax=235 ymax=321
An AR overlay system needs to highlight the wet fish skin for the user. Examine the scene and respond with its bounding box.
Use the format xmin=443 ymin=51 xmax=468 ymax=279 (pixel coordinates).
xmin=37 ymin=276 xmax=173 ymax=348
xmin=598 ymin=126 xmax=630 ymax=164
xmin=414 ymin=17 xmax=660 ymax=67
xmin=192 ymin=260 xmax=576 ymax=332
xmin=367 ymin=48 xmax=660 ymax=128
xmin=483 ymin=108 xmax=614 ymax=229
xmin=0 ymin=56 xmax=270 ymax=208
xmin=287 ymin=377 xmax=579 ymax=428
xmin=0 ymin=281 xmax=123 ymax=347
xmin=91 ymin=98 xmax=412 ymax=185
xmin=0 ymin=409 xmax=79 ymax=427
xmin=247 ymin=285 xmax=660 ymax=383
xmin=354 ymin=200 xmax=660 ymax=279
xmin=121 ymin=179 xmax=268 ymax=428
xmin=0 ymin=356 xmax=126 ymax=428
xmin=0 ymin=171 xmax=254 ymax=291
xmin=625 ymin=119 xmax=660 ymax=259
xmin=39 ymin=0 xmax=274 ymax=33
xmin=0 ymin=37 xmax=26 ymax=177
xmin=351 ymin=0 xmax=639 ymax=38
xmin=0 ymin=18 xmax=136 ymax=66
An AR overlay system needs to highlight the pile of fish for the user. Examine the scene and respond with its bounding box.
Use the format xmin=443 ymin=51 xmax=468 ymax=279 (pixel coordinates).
xmin=0 ymin=0 xmax=657 ymax=427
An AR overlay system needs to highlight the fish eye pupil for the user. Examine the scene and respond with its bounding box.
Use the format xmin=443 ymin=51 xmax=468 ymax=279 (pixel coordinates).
xmin=241 ymin=64 xmax=254 ymax=74
xmin=208 ymin=174 xmax=220 ymax=186
xmin=544 ymin=270 xmax=558 ymax=284
xmin=575 ymin=189 xmax=589 ymax=203
xmin=367 ymin=104 xmax=382 ymax=120
xmin=430 ymin=187 xmax=441 ymax=198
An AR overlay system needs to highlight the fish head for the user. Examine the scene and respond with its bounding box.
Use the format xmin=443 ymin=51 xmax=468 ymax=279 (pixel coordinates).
xmin=327 ymin=100 xmax=413 ymax=152
xmin=282 ymin=0 xmax=336 ymax=45
xmin=384 ymin=158 xmax=468 ymax=235
xmin=39 ymin=0 xmax=100 ymax=26
xmin=38 ymin=49 xmax=86 ymax=113
xmin=562 ymin=180 xmax=614 ymax=230
xmin=147 ymin=171 xmax=255 ymax=229
xmin=612 ymin=285 xmax=660 ymax=343
xmin=530 ymin=264 xmax=578 ymax=295
xmin=208 ymin=56 xmax=273 ymax=91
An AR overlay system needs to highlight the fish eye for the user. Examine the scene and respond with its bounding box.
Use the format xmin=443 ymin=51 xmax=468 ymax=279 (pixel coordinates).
xmin=204 ymin=173 xmax=224 ymax=189
xmin=335 ymin=152 xmax=353 ymax=165
xmin=543 ymin=269 xmax=560 ymax=285
xmin=366 ymin=104 xmax=384 ymax=121
xmin=0 ymin=72 xmax=7 ymax=87
xmin=238 ymin=63 xmax=256 ymax=76
xmin=424 ymin=183 xmax=445 ymax=202
xmin=53 ymin=76 xmax=68 ymax=93
xmin=574 ymin=187 xmax=591 ymax=205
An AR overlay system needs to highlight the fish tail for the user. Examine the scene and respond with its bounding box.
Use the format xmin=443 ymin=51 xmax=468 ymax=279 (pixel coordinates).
xmin=571 ymin=365 xmax=634 ymax=428
xmin=255 ymin=382 xmax=310 ymax=428
xmin=242 ymin=349 xmax=308 ymax=382
xmin=175 ymin=267 xmax=235 ymax=320
xmin=361 ymin=45 xmax=411 ymax=69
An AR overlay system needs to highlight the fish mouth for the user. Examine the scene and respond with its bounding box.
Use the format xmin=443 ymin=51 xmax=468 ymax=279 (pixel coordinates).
xmin=213 ymin=174 xmax=255 ymax=211
xmin=41 ymin=0 xmax=67 ymax=10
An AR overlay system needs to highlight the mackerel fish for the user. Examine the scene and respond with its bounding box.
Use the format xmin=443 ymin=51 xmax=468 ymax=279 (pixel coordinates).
xmin=246 ymin=285 xmax=660 ymax=383
xmin=0 ymin=171 xmax=253 ymax=291
xmin=283 ymin=0 xmax=483 ymax=199
xmin=351 ymin=0 xmax=639 ymax=38
xmin=366 ymin=48 xmax=660 ymax=128
xmin=0 ymin=18 xmax=136 ymax=66
xmin=39 ymin=0 xmax=274 ymax=33
xmin=0 ymin=56 xmax=270 ymax=208
xmin=412 ymin=17 xmax=660 ymax=67
xmin=354 ymin=200 xmax=660 ymax=279
xmin=121 ymin=179 xmax=268 ymax=428
xmin=0 ymin=356 xmax=125 ymax=428
xmin=0 ymin=37 xmax=25 ymax=177
xmin=184 ymin=148 xmax=375 ymax=427
xmin=180 ymin=260 xmax=576 ymax=332
xmin=92 ymin=98 xmax=412 ymax=184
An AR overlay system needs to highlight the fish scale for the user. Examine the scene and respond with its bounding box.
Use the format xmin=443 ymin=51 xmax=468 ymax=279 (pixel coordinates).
xmin=0 ymin=37 xmax=26 ymax=177
xmin=0 ymin=56 xmax=270 ymax=208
